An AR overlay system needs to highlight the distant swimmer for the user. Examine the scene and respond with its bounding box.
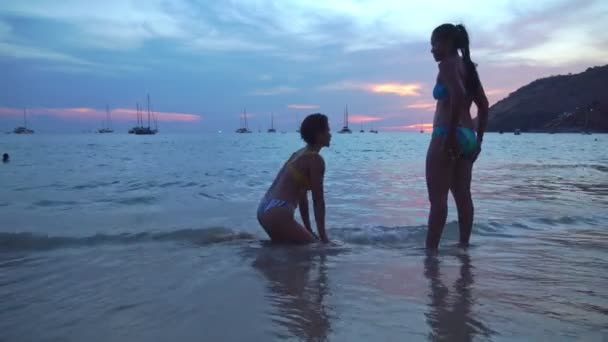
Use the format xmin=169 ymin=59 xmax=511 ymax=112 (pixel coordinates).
xmin=257 ymin=113 xmax=331 ymax=244
xmin=2 ymin=153 xmax=8 ymax=163
xmin=425 ymin=24 xmax=489 ymax=249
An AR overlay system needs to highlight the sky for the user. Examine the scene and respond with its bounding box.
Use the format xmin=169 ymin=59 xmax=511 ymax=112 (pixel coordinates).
xmin=0 ymin=0 xmax=607 ymax=133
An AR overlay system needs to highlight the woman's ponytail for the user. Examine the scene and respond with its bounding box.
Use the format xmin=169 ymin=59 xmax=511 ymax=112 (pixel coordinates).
xmin=455 ymin=24 xmax=481 ymax=94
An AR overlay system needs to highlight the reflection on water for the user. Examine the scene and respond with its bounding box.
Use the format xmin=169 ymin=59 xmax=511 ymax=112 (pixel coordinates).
xmin=253 ymin=247 xmax=332 ymax=341
xmin=424 ymin=253 xmax=493 ymax=341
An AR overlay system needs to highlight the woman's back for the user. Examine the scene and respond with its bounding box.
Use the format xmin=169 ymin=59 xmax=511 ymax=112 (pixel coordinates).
xmin=433 ymin=56 xmax=474 ymax=129
xmin=264 ymin=148 xmax=315 ymax=206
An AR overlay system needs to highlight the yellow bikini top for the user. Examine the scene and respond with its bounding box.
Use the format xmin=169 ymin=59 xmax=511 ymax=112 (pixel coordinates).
xmin=287 ymin=150 xmax=317 ymax=189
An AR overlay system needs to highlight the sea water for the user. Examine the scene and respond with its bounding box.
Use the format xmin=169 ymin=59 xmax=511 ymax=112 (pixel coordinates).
xmin=1 ymin=132 xmax=607 ymax=341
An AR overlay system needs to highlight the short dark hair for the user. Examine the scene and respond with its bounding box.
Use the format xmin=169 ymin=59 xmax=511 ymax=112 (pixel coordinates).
xmin=300 ymin=113 xmax=328 ymax=145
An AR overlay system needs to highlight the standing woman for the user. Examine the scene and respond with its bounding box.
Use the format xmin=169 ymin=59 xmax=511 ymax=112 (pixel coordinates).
xmin=426 ymin=24 xmax=489 ymax=249
xmin=257 ymin=113 xmax=331 ymax=244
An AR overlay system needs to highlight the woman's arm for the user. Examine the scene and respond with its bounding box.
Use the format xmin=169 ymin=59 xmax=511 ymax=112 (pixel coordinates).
xmin=470 ymin=83 xmax=489 ymax=163
xmin=298 ymin=191 xmax=315 ymax=236
xmin=473 ymin=84 xmax=489 ymax=144
xmin=439 ymin=59 xmax=465 ymax=154
xmin=310 ymin=155 xmax=328 ymax=243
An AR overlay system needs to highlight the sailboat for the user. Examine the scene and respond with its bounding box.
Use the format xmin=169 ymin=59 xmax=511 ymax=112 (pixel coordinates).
xmin=359 ymin=122 xmax=365 ymax=133
xmin=135 ymin=93 xmax=157 ymax=135
xmin=236 ymin=109 xmax=252 ymax=133
xmin=338 ymin=105 xmax=352 ymax=134
xmin=13 ymin=108 xmax=34 ymax=134
xmin=128 ymin=103 xmax=141 ymax=134
xmin=419 ymin=121 xmax=424 ymax=133
xmin=151 ymin=105 xmax=159 ymax=134
xmin=369 ymin=122 xmax=378 ymax=134
xmin=98 ymin=105 xmax=113 ymax=133
xmin=267 ymin=113 xmax=276 ymax=133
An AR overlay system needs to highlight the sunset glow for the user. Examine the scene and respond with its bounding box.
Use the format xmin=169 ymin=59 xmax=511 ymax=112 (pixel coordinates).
xmin=369 ymin=83 xmax=422 ymax=97
xmin=382 ymin=123 xmax=434 ymax=131
xmin=0 ymin=107 xmax=200 ymax=122
xmin=320 ymin=82 xmax=422 ymax=97
xmin=348 ymin=115 xmax=382 ymax=123
xmin=406 ymin=102 xmax=435 ymax=111
xmin=0 ymin=0 xmax=606 ymax=132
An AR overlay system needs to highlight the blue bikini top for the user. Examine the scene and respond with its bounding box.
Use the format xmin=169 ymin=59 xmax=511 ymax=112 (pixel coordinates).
xmin=433 ymin=82 xmax=448 ymax=100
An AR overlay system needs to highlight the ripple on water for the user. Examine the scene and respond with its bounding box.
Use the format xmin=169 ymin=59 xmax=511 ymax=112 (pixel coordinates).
xmin=32 ymin=200 xmax=80 ymax=208
xmin=108 ymin=196 xmax=159 ymax=206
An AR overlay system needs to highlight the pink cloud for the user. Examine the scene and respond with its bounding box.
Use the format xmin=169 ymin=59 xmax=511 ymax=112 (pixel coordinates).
xmin=0 ymin=107 xmax=200 ymax=122
xmin=348 ymin=115 xmax=382 ymax=123
xmin=406 ymin=102 xmax=435 ymax=111
xmin=320 ymin=81 xmax=423 ymax=97
xmin=381 ymin=123 xmax=434 ymax=131
xmin=287 ymin=104 xmax=320 ymax=109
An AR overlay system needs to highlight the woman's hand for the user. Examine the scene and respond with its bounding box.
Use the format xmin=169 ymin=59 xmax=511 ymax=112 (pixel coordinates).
xmin=471 ymin=143 xmax=482 ymax=163
xmin=443 ymin=133 xmax=460 ymax=159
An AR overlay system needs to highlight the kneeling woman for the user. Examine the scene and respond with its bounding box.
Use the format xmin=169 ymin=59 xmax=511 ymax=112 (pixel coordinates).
xmin=257 ymin=113 xmax=331 ymax=244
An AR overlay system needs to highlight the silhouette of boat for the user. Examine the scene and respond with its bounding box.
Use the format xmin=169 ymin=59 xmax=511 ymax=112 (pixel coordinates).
xmin=13 ymin=108 xmax=34 ymax=134
xmin=338 ymin=105 xmax=352 ymax=134
xmin=134 ymin=94 xmax=157 ymax=135
xmin=98 ymin=105 xmax=113 ymax=133
xmin=369 ymin=122 xmax=378 ymax=134
xmin=236 ymin=109 xmax=252 ymax=133
xmin=267 ymin=113 xmax=276 ymax=133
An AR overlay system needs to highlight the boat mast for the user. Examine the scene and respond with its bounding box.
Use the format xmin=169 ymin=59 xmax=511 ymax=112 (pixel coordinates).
xmin=244 ymin=108 xmax=248 ymax=130
xmin=154 ymin=108 xmax=158 ymax=131
xmin=106 ymin=104 xmax=111 ymax=130
xmin=23 ymin=108 xmax=27 ymax=128
xmin=147 ymin=93 xmax=151 ymax=129
xmin=344 ymin=105 xmax=349 ymax=128
xmin=271 ymin=112 xmax=274 ymax=130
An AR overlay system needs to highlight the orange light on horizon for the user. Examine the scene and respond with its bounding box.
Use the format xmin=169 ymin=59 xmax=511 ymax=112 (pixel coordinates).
xmin=406 ymin=102 xmax=435 ymax=111
xmin=348 ymin=115 xmax=383 ymax=123
xmin=368 ymin=83 xmax=422 ymax=97
xmin=381 ymin=123 xmax=434 ymax=131
xmin=485 ymin=88 xmax=507 ymax=96
xmin=320 ymin=81 xmax=422 ymax=97
xmin=0 ymin=107 xmax=201 ymax=123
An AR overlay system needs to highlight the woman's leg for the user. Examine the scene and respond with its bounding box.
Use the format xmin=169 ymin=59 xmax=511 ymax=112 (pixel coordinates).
xmin=450 ymin=159 xmax=474 ymax=247
xmin=426 ymin=137 xmax=453 ymax=249
xmin=259 ymin=207 xmax=316 ymax=244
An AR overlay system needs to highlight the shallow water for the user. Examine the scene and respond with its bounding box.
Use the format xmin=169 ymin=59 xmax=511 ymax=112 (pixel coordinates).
xmin=1 ymin=132 xmax=607 ymax=341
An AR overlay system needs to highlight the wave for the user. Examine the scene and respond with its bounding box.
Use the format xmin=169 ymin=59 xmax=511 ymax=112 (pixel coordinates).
xmin=506 ymin=163 xmax=608 ymax=173
xmin=0 ymin=227 xmax=256 ymax=251
xmin=0 ymin=215 xmax=604 ymax=252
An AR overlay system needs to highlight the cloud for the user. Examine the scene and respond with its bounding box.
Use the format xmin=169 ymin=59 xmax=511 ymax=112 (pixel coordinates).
xmin=382 ymin=123 xmax=434 ymax=131
xmin=287 ymin=104 xmax=320 ymax=109
xmin=348 ymin=115 xmax=382 ymax=123
xmin=406 ymin=102 xmax=435 ymax=111
xmin=0 ymin=20 xmax=11 ymax=38
xmin=249 ymin=86 xmax=297 ymax=96
xmin=474 ymin=0 xmax=608 ymax=65
xmin=0 ymin=42 xmax=93 ymax=66
xmin=188 ymin=35 xmax=276 ymax=52
xmin=320 ymin=81 xmax=422 ymax=97
xmin=2 ymin=0 xmax=606 ymax=65
xmin=258 ymin=74 xmax=273 ymax=81
xmin=0 ymin=107 xmax=200 ymax=122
